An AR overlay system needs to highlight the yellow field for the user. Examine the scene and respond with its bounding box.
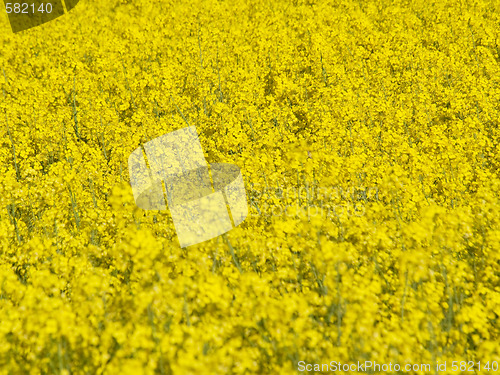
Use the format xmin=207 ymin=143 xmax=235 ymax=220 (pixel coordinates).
xmin=0 ymin=0 xmax=499 ymax=373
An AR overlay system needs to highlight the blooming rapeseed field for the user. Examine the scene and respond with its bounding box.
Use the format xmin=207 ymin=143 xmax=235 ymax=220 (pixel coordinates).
xmin=0 ymin=0 xmax=499 ymax=373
